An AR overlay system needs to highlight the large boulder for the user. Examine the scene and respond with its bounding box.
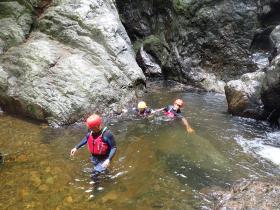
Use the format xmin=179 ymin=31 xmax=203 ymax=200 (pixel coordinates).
xmin=225 ymin=71 xmax=266 ymax=119
xmin=0 ymin=1 xmax=33 ymax=54
xmin=0 ymin=0 xmax=145 ymax=126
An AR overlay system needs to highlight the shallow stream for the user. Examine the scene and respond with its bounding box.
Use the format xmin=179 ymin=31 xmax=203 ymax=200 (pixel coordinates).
xmin=0 ymin=91 xmax=279 ymax=209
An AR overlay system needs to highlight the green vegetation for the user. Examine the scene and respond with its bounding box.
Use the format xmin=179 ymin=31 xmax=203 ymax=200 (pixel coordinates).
xmin=172 ymin=0 xmax=190 ymax=14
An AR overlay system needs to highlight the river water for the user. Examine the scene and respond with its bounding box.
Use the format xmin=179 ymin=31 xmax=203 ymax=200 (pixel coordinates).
xmin=0 ymin=91 xmax=279 ymax=209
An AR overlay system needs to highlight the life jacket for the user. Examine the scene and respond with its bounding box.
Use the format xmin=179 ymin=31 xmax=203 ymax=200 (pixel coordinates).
xmin=164 ymin=106 xmax=175 ymax=117
xmin=87 ymin=127 xmax=109 ymax=155
xmin=138 ymin=108 xmax=150 ymax=116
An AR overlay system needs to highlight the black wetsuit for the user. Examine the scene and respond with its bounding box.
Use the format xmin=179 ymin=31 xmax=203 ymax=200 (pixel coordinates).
xmin=164 ymin=105 xmax=183 ymax=118
xmin=132 ymin=107 xmax=152 ymax=116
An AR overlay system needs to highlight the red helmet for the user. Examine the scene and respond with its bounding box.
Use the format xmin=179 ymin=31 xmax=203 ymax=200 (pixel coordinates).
xmin=174 ymin=99 xmax=184 ymax=107
xmin=86 ymin=114 xmax=102 ymax=129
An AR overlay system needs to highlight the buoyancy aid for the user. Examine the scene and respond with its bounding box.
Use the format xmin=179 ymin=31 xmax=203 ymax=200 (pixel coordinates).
xmin=87 ymin=127 xmax=109 ymax=155
xmin=164 ymin=106 xmax=175 ymax=117
xmin=138 ymin=108 xmax=151 ymax=116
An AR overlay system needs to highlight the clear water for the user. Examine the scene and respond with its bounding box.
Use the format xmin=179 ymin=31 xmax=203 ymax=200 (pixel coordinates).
xmin=0 ymin=91 xmax=279 ymax=210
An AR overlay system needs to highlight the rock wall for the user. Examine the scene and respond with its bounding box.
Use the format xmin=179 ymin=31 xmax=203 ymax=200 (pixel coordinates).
xmin=116 ymin=0 xmax=261 ymax=91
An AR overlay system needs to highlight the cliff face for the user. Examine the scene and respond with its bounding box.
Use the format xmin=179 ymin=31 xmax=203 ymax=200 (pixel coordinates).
xmin=0 ymin=0 xmax=145 ymax=126
xmin=116 ymin=0 xmax=259 ymax=83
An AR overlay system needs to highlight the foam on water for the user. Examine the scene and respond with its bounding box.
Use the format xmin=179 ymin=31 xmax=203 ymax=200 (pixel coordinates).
xmin=235 ymin=132 xmax=280 ymax=166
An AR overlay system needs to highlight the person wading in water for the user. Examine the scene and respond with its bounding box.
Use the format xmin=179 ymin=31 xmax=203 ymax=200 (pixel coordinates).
xmin=70 ymin=114 xmax=117 ymax=177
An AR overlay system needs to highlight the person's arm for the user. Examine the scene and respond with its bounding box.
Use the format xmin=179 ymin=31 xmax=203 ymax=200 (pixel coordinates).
xmin=154 ymin=106 xmax=168 ymax=112
xmin=70 ymin=133 xmax=90 ymax=156
xmin=182 ymin=117 xmax=194 ymax=134
xmin=101 ymin=131 xmax=117 ymax=168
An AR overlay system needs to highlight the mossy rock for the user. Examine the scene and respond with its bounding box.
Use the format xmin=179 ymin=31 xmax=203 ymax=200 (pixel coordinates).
xmin=172 ymin=0 xmax=192 ymax=14
xmin=143 ymin=35 xmax=167 ymax=54
xmin=142 ymin=35 xmax=170 ymax=65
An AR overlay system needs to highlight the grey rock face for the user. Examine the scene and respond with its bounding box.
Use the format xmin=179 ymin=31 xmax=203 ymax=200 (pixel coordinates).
xmin=0 ymin=2 xmax=33 ymax=54
xmin=270 ymin=25 xmax=280 ymax=55
xmin=38 ymin=0 xmax=143 ymax=83
xmin=261 ymin=54 xmax=280 ymax=112
xmin=0 ymin=0 xmax=145 ymax=126
xmin=225 ymin=71 xmax=265 ymax=119
xmin=117 ymin=0 xmax=259 ymax=85
xmin=136 ymin=46 xmax=162 ymax=77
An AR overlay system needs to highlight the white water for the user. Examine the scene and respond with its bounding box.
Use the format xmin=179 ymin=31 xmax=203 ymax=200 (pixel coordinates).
xmin=236 ymin=131 xmax=280 ymax=166
xmin=251 ymin=52 xmax=270 ymax=70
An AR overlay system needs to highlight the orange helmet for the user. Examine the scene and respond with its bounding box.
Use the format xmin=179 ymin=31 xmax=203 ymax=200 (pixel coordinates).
xmin=174 ymin=99 xmax=184 ymax=107
xmin=86 ymin=114 xmax=102 ymax=129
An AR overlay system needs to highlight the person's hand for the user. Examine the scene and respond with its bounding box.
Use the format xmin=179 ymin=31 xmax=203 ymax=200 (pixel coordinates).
xmin=101 ymin=159 xmax=110 ymax=168
xmin=187 ymin=127 xmax=195 ymax=134
xmin=70 ymin=148 xmax=77 ymax=156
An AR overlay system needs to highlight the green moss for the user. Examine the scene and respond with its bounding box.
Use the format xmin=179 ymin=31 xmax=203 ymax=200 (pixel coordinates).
xmin=26 ymin=103 xmax=44 ymax=120
xmin=132 ymin=39 xmax=143 ymax=53
xmin=143 ymin=35 xmax=162 ymax=46
xmin=27 ymin=104 xmax=36 ymax=116
xmin=133 ymin=35 xmax=163 ymax=53
xmin=172 ymin=0 xmax=188 ymax=14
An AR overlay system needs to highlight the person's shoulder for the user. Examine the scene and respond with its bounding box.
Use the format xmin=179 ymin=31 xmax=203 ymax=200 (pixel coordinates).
xmin=103 ymin=128 xmax=113 ymax=137
xmin=146 ymin=108 xmax=152 ymax=113
xmin=164 ymin=105 xmax=171 ymax=110
xmin=175 ymin=111 xmax=183 ymax=118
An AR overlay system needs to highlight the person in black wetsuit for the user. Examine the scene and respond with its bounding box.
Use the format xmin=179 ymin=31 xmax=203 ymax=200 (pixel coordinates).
xmin=70 ymin=114 xmax=117 ymax=176
xmin=156 ymin=99 xmax=194 ymax=134
xmin=133 ymin=101 xmax=155 ymax=116
xmin=122 ymin=101 xmax=155 ymax=117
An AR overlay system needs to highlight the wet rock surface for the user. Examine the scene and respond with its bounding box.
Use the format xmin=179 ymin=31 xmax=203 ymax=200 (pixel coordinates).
xmin=261 ymin=54 xmax=280 ymax=126
xmin=225 ymin=71 xmax=266 ymax=119
xmin=208 ymin=179 xmax=280 ymax=210
xmin=136 ymin=46 xmax=162 ymax=77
